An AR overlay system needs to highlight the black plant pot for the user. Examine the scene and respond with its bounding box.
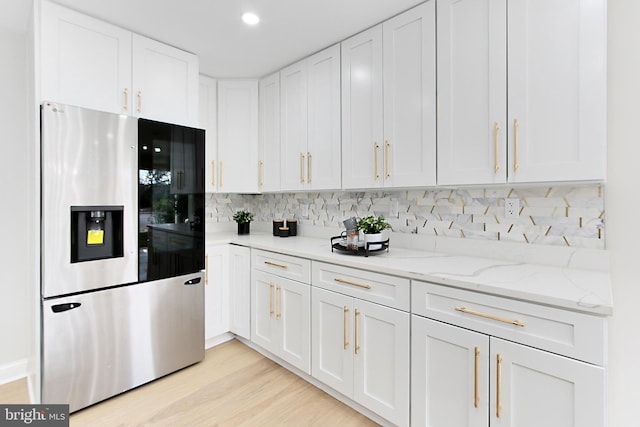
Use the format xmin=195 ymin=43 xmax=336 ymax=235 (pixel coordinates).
xmin=237 ymin=222 xmax=250 ymax=235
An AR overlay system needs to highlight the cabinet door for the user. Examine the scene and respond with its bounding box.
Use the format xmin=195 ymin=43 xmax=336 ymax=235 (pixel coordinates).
xmin=437 ymin=0 xmax=507 ymax=185
xmin=41 ymin=1 xmax=132 ymax=115
xmin=412 ymin=315 xmax=489 ymax=427
xmin=277 ymin=277 xmax=311 ymax=374
xmin=258 ymin=72 xmax=281 ymax=191
xmin=383 ymin=1 xmax=437 ymax=188
xmin=204 ymin=245 xmax=229 ymax=344
xmin=251 ymin=270 xmax=278 ymax=354
xmin=507 ymin=0 xmax=606 ymax=182
xmin=280 ymin=60 xmax=308 ymax=191
xmin=341 ymin=25 xmax=384 ymax=189
xmin=307 ymin=44 xmax=342 ymax=190
xmin=354 ymin=299 xmax=410 ymax=427
xmin=229 ymin=245 xmax=251 ymax=340
xmin=199 ymin=75 xmax=218 ymax=193
xmin=311 ymin=287 xmax=354 ymax=398
xmin=490 ymin=337 xmax=605 ymax=427
xmin=217 ymin=80 xmax=259 ymax=193
xmin=132 ymin=34 xmax=199 ymax=126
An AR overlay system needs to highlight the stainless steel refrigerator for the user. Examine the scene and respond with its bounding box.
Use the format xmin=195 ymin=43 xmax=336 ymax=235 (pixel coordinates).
xmin=40 ymin=102 xmax=205 ymax=412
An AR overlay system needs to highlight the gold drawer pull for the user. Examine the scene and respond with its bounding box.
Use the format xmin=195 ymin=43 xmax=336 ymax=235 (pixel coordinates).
xmin=354 ymin=308 xmax=361 ymax=354
xmin=269 ymin=283 xmax=274 ymax=317
xmin=474 ymin=346 xmax=480 ymax=408
xmin=343 ymin=306 xmax=349 ymax=350
xmin=374 ymin=142 xmax=380 ymax=180
xmin=493 ymin=122 xmax=500 ymax=173
xmin=334 ymin=278 xmax=372 ymax=290
xmin=265 ymin=261 xmax=288 ymax=269
xmin=455 ymin=306 xmax=524 ymax=327
xmin=496 ymin=354 xmax=503 ymax=418
xmin=275 ymin=285 xmax=281 ymax=320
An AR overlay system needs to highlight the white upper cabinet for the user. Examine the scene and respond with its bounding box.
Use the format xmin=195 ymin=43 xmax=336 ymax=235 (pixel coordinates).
xmin=437 ymin=0 xmax=606 ymax=185
xmin=40 ymin=1 xmax=199 ymax=127
xmin=342 ymin=1 xmax=436 ymax=189
xmin=41 ymin=1 xmax=132 ymax=115
xmin=437 ymin=0 xmax=507 ymax=185
xmin=199 ymin=75 xmax=217 ymax=193
xmin=217 ymin=80 xmax=259 ymax=193
xmin=279 ymin=44 xmax=341 ymax=191
xmin=382 ymin=1 xmax=436 ymax=188
xmin=280 ymin=60 xmax=308 ymax=191
xmin=132 ymin=34 xmax=199 ymax=126
xmin=307 ymin=44 xmax=342 ymax=190
xmin=507 ymin=0 xmax=606 ymax=182
xmin=258 ymin=72 xmax=281 ymax=192
xmin=341 ymin=25 xmax=384 ymax=189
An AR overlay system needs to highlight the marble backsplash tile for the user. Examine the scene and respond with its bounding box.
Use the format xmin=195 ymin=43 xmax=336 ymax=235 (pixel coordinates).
xmin=205 ymin=184 xmax=605 ymax=249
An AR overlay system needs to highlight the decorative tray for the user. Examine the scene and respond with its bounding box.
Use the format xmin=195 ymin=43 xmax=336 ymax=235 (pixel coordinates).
xmin=330 ymin=235 xmax=389 ymax=257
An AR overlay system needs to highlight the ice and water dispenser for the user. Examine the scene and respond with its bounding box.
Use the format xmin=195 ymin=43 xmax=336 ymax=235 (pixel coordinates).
xmin=70 ymin=206 xmax=124 ymax=263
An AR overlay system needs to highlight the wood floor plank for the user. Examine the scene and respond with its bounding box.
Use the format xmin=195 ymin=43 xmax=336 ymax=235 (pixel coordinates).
xmin=0 ymin=378 xmax=29 ymax=404
xmin=68 ymin=340 xmax=379 ymax=426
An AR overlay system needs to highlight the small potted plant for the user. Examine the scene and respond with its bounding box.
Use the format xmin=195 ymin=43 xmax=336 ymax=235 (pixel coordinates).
xmin=233 ymin=209 xmax=254 ymax=235
xmin=356 ymin=215 xmax=391 ymax=249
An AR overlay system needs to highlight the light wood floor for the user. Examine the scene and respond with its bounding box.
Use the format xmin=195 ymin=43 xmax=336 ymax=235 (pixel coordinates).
xmin=1 ymin=340 xmax=379 ymax=426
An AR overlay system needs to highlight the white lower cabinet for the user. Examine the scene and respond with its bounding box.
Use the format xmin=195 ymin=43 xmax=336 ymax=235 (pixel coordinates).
xmin=204 ymin=244 xmax=229 ymax=345
xmin=312 ymin=286 xmax=410 ymax=426
xmin=228 ymin=245 xmax=251 ymax=340
xmin=251 ymin=270 xmax=311 ymax=374
xmin=412 ymin=315 xmax=605 ymax=427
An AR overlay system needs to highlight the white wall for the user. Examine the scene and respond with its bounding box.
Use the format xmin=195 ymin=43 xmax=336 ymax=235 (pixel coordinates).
xmin=0 ymin=28 xmax=30 ymax=382
xmin=606 ymin=0 xmax=640 ymax=424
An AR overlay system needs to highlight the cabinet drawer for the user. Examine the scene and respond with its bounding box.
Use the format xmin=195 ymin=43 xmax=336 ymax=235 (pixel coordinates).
xmin=412 ymin=281 xmax=606 ymax=365
xmin=312 ymin=262 xmax=410 ymax=311
xmin=252 ymin=249 xmax=311 ymax=284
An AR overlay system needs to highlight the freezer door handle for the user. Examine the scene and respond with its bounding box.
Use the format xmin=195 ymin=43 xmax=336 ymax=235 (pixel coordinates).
xmin=51 ymin=302 xmax=82 ymax=313
xmin=184 ymin=277 xmax=201 ymax=285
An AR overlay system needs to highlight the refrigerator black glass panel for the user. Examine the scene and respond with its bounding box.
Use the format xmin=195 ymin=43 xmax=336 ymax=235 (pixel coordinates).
xmin=138 ymin=119 xmax=205 ymax=282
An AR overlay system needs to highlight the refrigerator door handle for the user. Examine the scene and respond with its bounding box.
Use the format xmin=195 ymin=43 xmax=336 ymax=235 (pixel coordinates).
xmin=51 ymin=303 xmax=82 ymax=313
xmin=184 ymin=277 xmax=202 ymax=286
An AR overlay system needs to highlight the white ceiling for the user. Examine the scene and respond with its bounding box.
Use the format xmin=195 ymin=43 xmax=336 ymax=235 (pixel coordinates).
xmin=2 ymin=0 xmax=426 ymax=78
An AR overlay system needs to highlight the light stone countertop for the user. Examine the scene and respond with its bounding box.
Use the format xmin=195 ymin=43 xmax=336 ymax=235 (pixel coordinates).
xmin=206 ymin=229 xmax=613 ymax=316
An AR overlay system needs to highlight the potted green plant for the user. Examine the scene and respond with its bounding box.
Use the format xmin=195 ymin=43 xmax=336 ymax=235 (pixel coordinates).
xmin=233 ymin=209 xmax=254 ymax=235
xmin=356 ymin=215 xmax=391 ymax=249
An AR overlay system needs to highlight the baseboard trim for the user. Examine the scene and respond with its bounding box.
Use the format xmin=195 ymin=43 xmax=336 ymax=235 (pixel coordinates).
xmin=205 ymin=332 xmax=234 ymax=349
xmin=0 ymin=359 xmax=28 ymax=386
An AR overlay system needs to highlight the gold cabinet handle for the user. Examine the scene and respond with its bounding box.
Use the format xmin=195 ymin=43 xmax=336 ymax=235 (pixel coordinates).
xmin=307 ymin=152 xmax=311 ymax=184
xmin=300 ymin=153 xmax=305 ymax=183
xmin=455 ymin=306 xmax=525 ymax=327
xmin=264 ymin=261 xmax=288 ymax=269
xmin=269 ymin=283 xmax=274 ymax=317
xmin=275 ymin=285 xmax=281 ymax=320
xmin=354 ymin=308 xmax=361 ymax=355
xmin=211 ymin=161 xmax=215 ymax=187
xmin=137 ymin=90 xmax=142 ymax=113
xmin=343 ymin=306 xmax=349 ymax=350
xmin=374 ymin=142 xmax=378 ymax=179
xmin=385 ymin=140 xmax=390 ymax=179
xmin=494 ymin=122 xmax=500 ymax=173
xmin=123 ymin=88 xmax=129 ymax=111
xmin=219 ymin=161 xmax=223 ymax=188
xmin=474 ymin=346 xmax=480 ymax=408
xmin=334 ymin=278 xmax=372 ymax=290
xmin=205 ymin=254 xmax=209 ymax=285
xmin=258 ymin=160 xmax=264 ymax=187
xmin=513 ymin=118 xmax=519 ymax=172
xmin=496 ymin=354 xmax=502 ymax=418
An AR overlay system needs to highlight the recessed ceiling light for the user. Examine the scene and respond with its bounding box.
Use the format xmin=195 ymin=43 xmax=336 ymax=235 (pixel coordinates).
xmin=242 ymin=12 xmax=260 ymax=26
